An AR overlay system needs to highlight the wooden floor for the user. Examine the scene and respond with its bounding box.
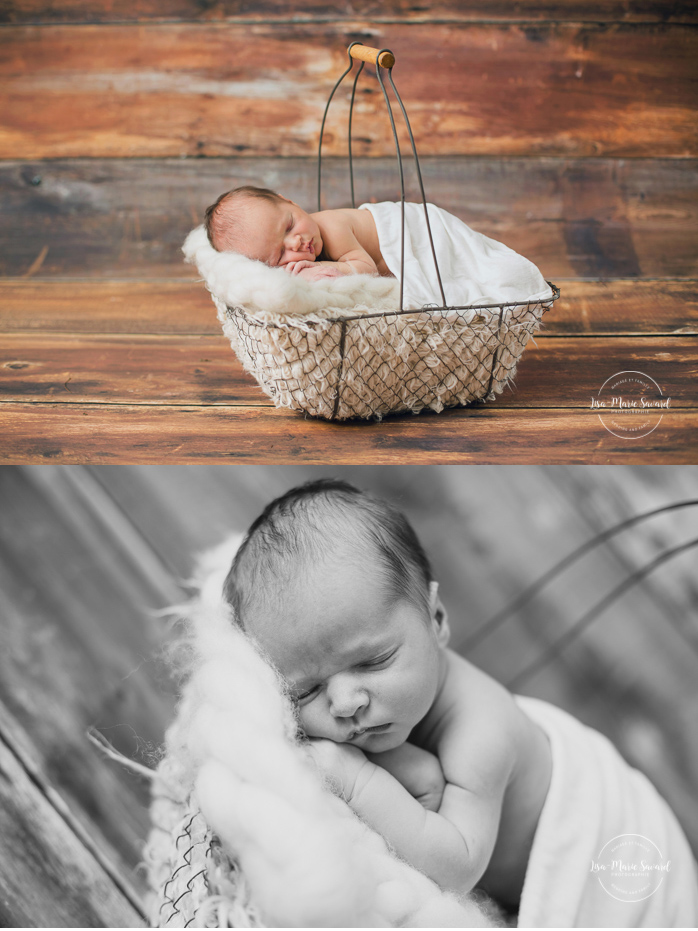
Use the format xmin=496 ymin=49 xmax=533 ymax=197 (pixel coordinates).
xmin=2 ymin=272 xmax=696 ymax=463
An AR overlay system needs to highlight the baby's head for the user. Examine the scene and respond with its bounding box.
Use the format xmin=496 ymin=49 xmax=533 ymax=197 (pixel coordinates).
xmin=223 ymin=479 xmax=450 ymax=751
xmin=204 ymin=185 xmax=323 ymax=267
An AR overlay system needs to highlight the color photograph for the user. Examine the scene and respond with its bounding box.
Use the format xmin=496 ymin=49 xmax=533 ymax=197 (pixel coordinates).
xmin=1 ymin=2 xmax=696 ymax=463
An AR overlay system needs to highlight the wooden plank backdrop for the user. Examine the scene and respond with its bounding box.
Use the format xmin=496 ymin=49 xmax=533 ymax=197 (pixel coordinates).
xmin=3 ymin=23 xmax=697 ymax=159
xmin=3 ymin=158 xmax=698 ymax=279
xmin=1 ymin=463 xmax=697 ymax=926
xmin=3 ymin=2 xmax=698 ymax=25
xmin=0 ymin=3 xmax=696 ymax=456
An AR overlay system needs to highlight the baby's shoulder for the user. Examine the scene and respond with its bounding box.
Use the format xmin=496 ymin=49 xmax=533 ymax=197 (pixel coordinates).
xmin=435 ymin=652 xmax=524 ymax=781
xmin=313 ymin=208 xmax=379 ymax=256
xmin=313 ymin=206 xmax=360 ymax=223
xmin=443 ymin=650 xmax=516 ymax=716
xmin=314 ymin=207 xmax=371 ymax=232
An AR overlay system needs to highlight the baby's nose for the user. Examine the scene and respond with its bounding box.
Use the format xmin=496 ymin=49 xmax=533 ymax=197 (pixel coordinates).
xmin=327 ymin=677 xmax=368 ymax=719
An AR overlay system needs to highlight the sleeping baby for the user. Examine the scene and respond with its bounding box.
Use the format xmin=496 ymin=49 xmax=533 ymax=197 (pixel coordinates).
xmin=223 ymin=479 xmax=698 ymax=926
xmin=205 ymin=184 xmax=389 ymax=282
xmin=204 ymin=185 xmax=554 ymax=309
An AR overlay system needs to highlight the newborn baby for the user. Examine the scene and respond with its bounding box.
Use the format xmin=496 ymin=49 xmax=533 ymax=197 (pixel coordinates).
xmin=204 ymin=184 xmax=554 ymax=310
xmin=223 ymin=479 xmax=698 ymax=925
xmin=205 ymin=185 xmax=391 ymax=283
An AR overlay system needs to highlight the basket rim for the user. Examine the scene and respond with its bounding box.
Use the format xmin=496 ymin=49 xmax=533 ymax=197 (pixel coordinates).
xmin=228 ymin=281 xmax=560 ymax=327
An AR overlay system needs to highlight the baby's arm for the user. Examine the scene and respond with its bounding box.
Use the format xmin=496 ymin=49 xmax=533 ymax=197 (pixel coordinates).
xmin=308 ymin=719 xmax=514 ymax=896
xmin=289 ymin=211 xmax=378 ymax=279
xmin=358 ymin=742 xmax=511 ymax=894
xmin=366 ymin=742 xmax=445 ymax=812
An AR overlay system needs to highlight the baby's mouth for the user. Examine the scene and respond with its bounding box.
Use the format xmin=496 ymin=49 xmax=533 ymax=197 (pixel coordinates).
xmin=349 ymin=723 xmax=391 ymax=740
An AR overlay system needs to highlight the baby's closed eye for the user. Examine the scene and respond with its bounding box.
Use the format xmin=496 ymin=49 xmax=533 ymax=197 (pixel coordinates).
xmin=294 ymin=684 xmax=319 ymax=703
xmin=360 ymin=650 xmax=396 ymax=669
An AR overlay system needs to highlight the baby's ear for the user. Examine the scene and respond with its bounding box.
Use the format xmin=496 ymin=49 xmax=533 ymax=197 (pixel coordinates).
xmin=429 ymin=581 xmax=451 ymax=647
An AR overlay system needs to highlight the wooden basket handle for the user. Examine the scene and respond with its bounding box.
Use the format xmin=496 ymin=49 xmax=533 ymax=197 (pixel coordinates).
xmin=349 ymin=44 xmax=395 ymax=69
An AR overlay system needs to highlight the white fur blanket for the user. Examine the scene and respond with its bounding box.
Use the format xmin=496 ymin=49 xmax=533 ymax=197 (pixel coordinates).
xmin=183 ymin=225 xmax=400 ymax=324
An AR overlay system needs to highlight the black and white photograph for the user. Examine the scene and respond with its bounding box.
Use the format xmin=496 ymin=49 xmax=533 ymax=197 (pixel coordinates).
xmin=1 ymin=465 xmax=697 ymax=927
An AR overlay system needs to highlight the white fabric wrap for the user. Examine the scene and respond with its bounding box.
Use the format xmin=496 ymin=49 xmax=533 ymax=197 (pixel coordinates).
xmin=515 ymin=695 xmax=698 ymax=928
xmin=359 ymin=201 xmax=553 ymax=310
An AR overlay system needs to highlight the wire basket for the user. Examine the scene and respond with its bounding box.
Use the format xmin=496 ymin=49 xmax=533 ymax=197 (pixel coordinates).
xmin=226 ymin=290 xmax=557 ymax=420
xmin=224 ymin=43 xmax=559 ymax=421
xmin=147 ymin=787 xmax=264 ymax=928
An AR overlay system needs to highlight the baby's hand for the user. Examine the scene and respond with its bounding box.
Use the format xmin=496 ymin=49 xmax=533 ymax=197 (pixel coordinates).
xmin=306 ymin=738 xmax=369 ymax=801
xmin=283 ymin=260 xmax=317 ymax=276
xmin=283 ymin=260 xmax=345 ymax=282
xmin=298 ymin=266 xmax=344 ymax=281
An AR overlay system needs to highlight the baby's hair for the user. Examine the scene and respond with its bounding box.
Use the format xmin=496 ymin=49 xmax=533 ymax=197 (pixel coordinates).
xmin=204 ymin=184 xmax=282 ymax=252
xmin=223 ymin=479 xmax=434 ymax=629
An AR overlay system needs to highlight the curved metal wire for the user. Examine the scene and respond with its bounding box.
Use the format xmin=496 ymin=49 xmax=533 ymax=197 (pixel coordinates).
xmin=374 ymin=49 xmax=406 ymax=310
xmin=317 ymin=43 xmax=362 ymax=212
xmin=507 ymin=534 xmax=698 ymax=690
xmin=348 ymin=60 xmax=364 ymax=208
xmin=318 ymin=45 xmax=462 ymax=310
xmin=386 ymin=68 xmax=446 ymax=307
xmin=464 ymin=499 xmax=698 ymax=653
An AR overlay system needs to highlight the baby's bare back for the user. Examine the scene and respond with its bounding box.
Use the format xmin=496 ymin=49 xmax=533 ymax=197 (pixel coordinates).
xmin=412 ymin=651 xmax=552 ymax=909
xmin=311 ymin=207 xmax=393 ymax=277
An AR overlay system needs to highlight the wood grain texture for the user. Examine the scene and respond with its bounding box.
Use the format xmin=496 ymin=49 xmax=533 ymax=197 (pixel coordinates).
xmin=2 ymin=23 xmax=696 ymax=158
xmin=0 ymin=403 xmax=695 ymax=463
xmin=1 ymin=332 xmax=695 ymax=408
xmin=539 ymin=280 xmax=698 ymax=335
xmin=3 ymin=157 xmax=697 ymax=279
xmin=0 ymin=734 xmax=144 ymax=927
xmin=0 ymin=279 xmax=220 ymax=333
xmin=2 ymin=279 xmax=696 ymax=335
xmin=3 ymin=1 xmax=697 ymax=25
xmin=0 ymin=333 xmax=263 ymax=404
xmin=0 ymin=466 xmax=178 ymax=898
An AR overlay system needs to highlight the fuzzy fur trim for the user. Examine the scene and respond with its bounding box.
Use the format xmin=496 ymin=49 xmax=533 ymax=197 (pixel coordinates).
xmin=183 ymin=225 xmax=401 ymax=324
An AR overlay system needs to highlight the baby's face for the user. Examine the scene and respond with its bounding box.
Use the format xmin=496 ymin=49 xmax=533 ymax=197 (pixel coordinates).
xmin=245 ymin=553 xmax=446 ymax=753
xmin=234 ymin=197 xmax=323 ymax=267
